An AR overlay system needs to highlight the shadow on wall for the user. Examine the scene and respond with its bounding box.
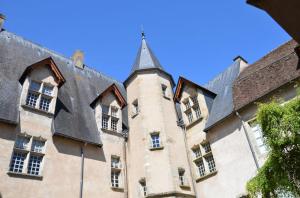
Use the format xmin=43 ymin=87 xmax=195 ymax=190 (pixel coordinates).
xmin=52 ymin=136 xmax=106 ymax=162
xmin=207 ymin=115 xmax=242 ymax=145
xmin=0 ymin=122 xmax=19 ymax=141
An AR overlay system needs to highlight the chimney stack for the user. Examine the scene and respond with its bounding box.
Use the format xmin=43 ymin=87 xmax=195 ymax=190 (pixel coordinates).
xmin=71 ymin=50 xmax=84 ymax=69
xmin=0 ymin=14 xmax=6 ymax=31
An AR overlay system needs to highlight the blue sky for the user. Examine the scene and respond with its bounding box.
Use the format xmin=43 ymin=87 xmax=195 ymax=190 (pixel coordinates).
xmin=2 ymin=1 xmax=290 ymax=85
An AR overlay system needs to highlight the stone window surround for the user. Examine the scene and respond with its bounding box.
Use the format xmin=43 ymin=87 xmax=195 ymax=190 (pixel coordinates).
xmin=110 ymin=155 xmax=124 ymax=191
xmin=192 ymin=141 xmax=217 ymax=182
xmin=7 ymin=133 xmax=46 ymax=180
xmin=21 ymin=78 xmax=58 ymax=116
xmin=149 ymin=131 xmax=164 ymax=151
xmin=100 ymin=104 xmax=121 ymax=133
xmin=182 ymin=94 xmax=203 ymax=129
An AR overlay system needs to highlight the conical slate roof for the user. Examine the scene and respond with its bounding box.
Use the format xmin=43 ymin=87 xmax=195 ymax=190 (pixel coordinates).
xmin=131 ymin=35 xmax=165 ymax=73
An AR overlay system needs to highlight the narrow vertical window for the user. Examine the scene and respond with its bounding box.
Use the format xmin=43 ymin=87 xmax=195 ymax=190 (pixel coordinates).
xmin=9 ymin=152 xmax=27 ymax=173
xmin=111 ymin=118 xmax=118 ymax=132
xmin=205 ymin=155 xmax=216 ymax=173
xmin=111 ymin=108 xmax=118 ymax=118
xmin=196 ymin=160 xmax=206 ymax=177
xmin=151 ymin=133 xmax=161 ymax=148
xmin=192 ymin=147 xmax=201 ymax=158
xmin=139 ymin=179 xmax=147 ymax=196
xmin=161 ymin=84 xmax=167 ymax=97
xmin=187 ymin=111 xmax=193 ymax=123
xmin=184 ymin=100 xmax=191 ymax=110
xmin=111 ymin=171 xmax=120 ymax=188
xmin=194 ymin=107 xmax=201 ymax=119
xmin=102 ymin=115 xmax=109 ymax=130
xmin=132 ymin=100 xmax=139 ymax=116
xmin=191 ymin=96 xmax=199 ymax=106
xmin=39 ymin=97 xmax=51 ymax=111
xmin=27 ymin=155 xmax=43 ymax=175
xmin=178 ymin=168 xmax=187 ymax=186
xmin=111 ymin=156 xmax=121 ymax=169
xmin=249 ymin=121 xmax=267 ymax=154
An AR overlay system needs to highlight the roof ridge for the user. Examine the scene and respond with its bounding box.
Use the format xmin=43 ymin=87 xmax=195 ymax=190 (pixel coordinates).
xmin=2 ymin=30 xmax=124 ymax=87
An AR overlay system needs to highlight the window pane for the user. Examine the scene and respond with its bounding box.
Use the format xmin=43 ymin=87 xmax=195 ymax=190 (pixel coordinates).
xmin=111 ymin=119 xmax=118 ymax=132
xmin=42 ymin=85 xmax=53 ymax=96
xmin=39 ymin=97 xmax=51 ymax=111
xmin=102 ymin=116 xmax=109 ymax=129
xmin=194 ymin=107 xmax=201 ymax=119
xmin=29 ymin=81 xmax=41 ymax=92
xmin=184 ymin=101 xmax=191 ymax=110
xmin=206 ymin=156 xmax=216 ymax=173
xmin=151 ymin=134 xmax=160 ymax=148
xmin=202 ymin=143 xmax=211 ymax=153
xmin=9 ymin=152 xmax=26 ymax=173
xmin=15 ymin=136 xmax=30 ymax=150
xmin=102 ymin=105 xmax=109 ymax=115
xmin=111 ymin=171 xmax=120 ymax=188
xmin=196 ymin=160 xmax=206 ymax=177
xmin=187 ymin=112 xmax=193 ymax=123
xmin=111 ymin=157 xmax=120 ymax=168
xmin=111 ymin=108 xmax=118 ymax=118
xmin=27 ymin=155 xmax=43 ymax=175
xmin=26 ymin=92 xmax=39 ymax=107
xmin=31 ymin=140 xmax=45 ymax=153
xmin=191 ymin=96 xmax=199 ymax=106
xmin=192 ymin=147 xmax=201 ymax=158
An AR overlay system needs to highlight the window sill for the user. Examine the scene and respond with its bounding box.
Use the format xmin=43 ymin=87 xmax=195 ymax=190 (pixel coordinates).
xmin=186 ymin=117 xmax=203 ymax=129
xmin=111 ymin=186 xmax=124 ymax=192
xmin=111 ymin=166 xmax=122 ymax=171
xmin=179 ymin=183 xmax=191 ymax=189
xmin=149 ymin=146 xmax=164 ymax=151
xmin=196 ymin=171 xmax=217 ymax=182
xmin=101 ymin=128 xmax=123 ymax=137
xmin=7 ymin=171 xmax=43 ymax=180
xmin=22 ymin=105 xmax=54 ymax=117
xmin=131 ymin=113 xmax=139 ymax=119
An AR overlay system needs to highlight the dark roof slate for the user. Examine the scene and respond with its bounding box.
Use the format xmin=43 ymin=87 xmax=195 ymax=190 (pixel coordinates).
xmin=0 ymin=30 xmax=127 ymax=146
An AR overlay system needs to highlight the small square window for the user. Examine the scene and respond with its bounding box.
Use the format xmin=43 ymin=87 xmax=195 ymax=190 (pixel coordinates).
xmin=39 ymin=97 xmax=51 ymax=111
xmin=31 ymin=140 xmax=45 ymax=153
xmin=29 ymin=81 xmax=41 ymax=92
xmin=151 ymin=134 xmax=160 ymax=148
xmin=27 ymin=155 xmax=43 ymax=175
xmin=9 ymin=152 xmax=27 ymax=173
xmin=42 ymin=85 xmax=53 ymax=96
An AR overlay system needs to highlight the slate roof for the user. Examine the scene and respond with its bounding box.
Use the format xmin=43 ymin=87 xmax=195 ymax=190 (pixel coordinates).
xmin=233 ymin=40 xmax=300 ymax=110
xmin=203 ymin=59 xmax=244 ymax=131
xmin=0 ymin=30 xmax=127 ymax=146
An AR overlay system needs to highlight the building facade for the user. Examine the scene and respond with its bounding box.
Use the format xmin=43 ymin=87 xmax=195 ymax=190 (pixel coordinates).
xmin=0 ymin=16 xmax=299 ymax=198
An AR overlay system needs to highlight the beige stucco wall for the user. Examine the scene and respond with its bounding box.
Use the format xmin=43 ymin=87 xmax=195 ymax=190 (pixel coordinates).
xmin=0 ymin=66 xmax=125 ymax=198
xmin=126 ymin=71 xmax=195 ymax=198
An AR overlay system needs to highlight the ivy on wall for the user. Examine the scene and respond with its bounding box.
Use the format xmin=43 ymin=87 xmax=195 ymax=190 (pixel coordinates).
xmin=246 ymin=98 xmax=300 ymax=198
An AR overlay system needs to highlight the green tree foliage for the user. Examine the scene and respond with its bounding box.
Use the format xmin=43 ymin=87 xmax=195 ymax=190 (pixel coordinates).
xmin=247 ymin=98 xmax=300 ymax=198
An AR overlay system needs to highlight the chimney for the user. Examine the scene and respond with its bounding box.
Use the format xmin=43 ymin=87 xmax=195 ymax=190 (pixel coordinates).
xmin=233 ymin=55 xmax=248 ymax=73
xmin=71 ymin=50 xmax=84 ymax=69
xmin=0 ymin=13 xmax=6 ymax=31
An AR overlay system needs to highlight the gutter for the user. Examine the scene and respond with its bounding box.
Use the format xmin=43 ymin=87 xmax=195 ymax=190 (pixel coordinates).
xmin=123 ymin=130 xmax=129 ymax=198
xmin=235 ymin=112 xmax=259 ymax=170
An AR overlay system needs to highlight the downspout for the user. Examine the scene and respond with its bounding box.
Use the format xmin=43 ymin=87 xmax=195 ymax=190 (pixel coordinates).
xmin=123 ymin=130 xmax=129 ymax=198
xmin=80 ymin=143 xmax=87 ymax=198
xmin=235 ymin=111 xmax=259 ymax=170
xmin=178 ymin=121 xmax=199 ymax=198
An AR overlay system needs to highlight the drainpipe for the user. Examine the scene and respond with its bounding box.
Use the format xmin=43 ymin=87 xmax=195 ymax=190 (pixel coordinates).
xmin=178 ymin=120 xmax=199 ymax=198
xmin=123 ymin=130 xmax=129 ymax=198
xmin=235 ymin=112 xmax=259 ymax=170
xmin=80 ymin=143 xmax=87 ymax=198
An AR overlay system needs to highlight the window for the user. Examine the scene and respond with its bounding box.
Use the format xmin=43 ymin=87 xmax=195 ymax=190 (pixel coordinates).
xmin=161 ymin=84 xmax=167 ymax=97
xmin=195 ymin=160 xmax=205 ymax=177
xmin=9 ymin=152 xmax=26 ymax=173
xmin=192 ymin=147 xmax=201 ymax=158
xmin=132 ymin=100 xmax=139 ymax=115
xmin=25 ymin=81 xmax=54 ymax=112
xmin=249 ymin=121 xmax=267 ymax=154
xmin=111 ymin=171 xmax=120 ymax=188
xmin=102 ymin=115 xmax=109 ymax=130
xmin=191 ymin=96 xmax=199 ymax=106
xmin=111 ymin=156 xmax=121 ymax=169
xmin=139 ymin=179 xmax=147 ymax=196
xmin=102 ymin=105 xmax=109 ymax=115
xmin=194 ymin=107 xmax=201 ymax=119
xmin=184 ymin=100 xmax=191 ymax=110
xmin=111 ymin=118 xmax=118 ymax=132
xmin=187 ymin=111 xmax=193 ymax=123
xmin=202 ymin=143 xmax=211 ymax=153
xmin=27 ymin=155 xmax=43 ymax=175
xmin=9 ymin=136 xmax=46 ymax=176
xmin=151 ymin=133 xmax=161 ymax=148
xmin=178 ymin=168 xmax=188 ymax=186
xmin=111 ymin=108 xmax=118 ymax=118
xmin=205 ymin=156 xmax=216 ymax=173
xmin=192 ymin=141 xmax=217 ymax=179
xmin=39 ymin=97 xmax=51 ymax=111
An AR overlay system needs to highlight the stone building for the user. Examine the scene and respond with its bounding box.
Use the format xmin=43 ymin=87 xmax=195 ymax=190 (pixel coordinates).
xmin=0 ymin=15 xmax=299 ymax=198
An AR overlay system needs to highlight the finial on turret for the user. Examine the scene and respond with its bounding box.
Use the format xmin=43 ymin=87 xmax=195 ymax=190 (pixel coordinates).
xmin=141 ymin=25 xmax=145 ymax=39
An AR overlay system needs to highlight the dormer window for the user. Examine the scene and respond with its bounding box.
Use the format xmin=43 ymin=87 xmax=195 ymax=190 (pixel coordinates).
xmin=19 ymin=57 xmax=66 ymax=116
